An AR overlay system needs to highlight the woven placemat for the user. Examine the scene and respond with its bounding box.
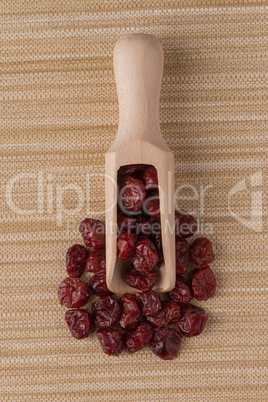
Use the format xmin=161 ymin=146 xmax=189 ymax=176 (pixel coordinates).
xmin=1 ymin=1 xmax=267 ymax=401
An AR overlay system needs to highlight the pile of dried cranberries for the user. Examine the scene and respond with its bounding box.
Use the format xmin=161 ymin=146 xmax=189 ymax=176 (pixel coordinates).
xmin=58 ymin=164 xmax=216 ymax=360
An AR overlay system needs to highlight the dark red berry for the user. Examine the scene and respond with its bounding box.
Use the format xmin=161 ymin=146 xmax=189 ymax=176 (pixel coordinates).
xmin=136 ymin=216 xmax=161 ymax=236
xmin=144 ymin=192 xmax=160 ymax=221
xmin=118 ymin=164 xmax=148 ymax=177
xmin=177 ymin=303 xmax=208 ymax=337
xmin=125 ymin=265 xmax=157 ymax=291
xmin=58 ymin=277 xmax=89 ymax=308
xmin=136 ymin=291 xmax=161 ymax=317
xmin=132 ymin=239 xmax=159 ymax=273
xmin=66 ymin=244 xmax=88 ymax=278
xmin=151 ymin=327 xmax=182 ymax=360
xmin=146 ymin=300 xmax=180 ymax=328
xmin=118 ymin=175 xmax=146 ymax=212
xmin=175 ymin=209 xmax=197 ymax=238
xmin=140 ymin=166 xmax=158 ymax=191
xmin=169 ymin=276 xmax=192 ymax=304
xmin=89 ymin=271 xmax=111 ymax=296
xmin=191 ymin=265 xmax=216 ymax=301
xmin=117 ymin=213 xmax=136 ymax=234
xmin=117 ymin=232 xmax=138 ymax=262
xmin=151 ymin=233 xmax=163 ymax=258
xmin=65 ymin=309 xmax=92 ymax=339
xmin=79 ymin=218 xmax=105 ymax=250
xmin=119 ymin=294 xmax=140 ymax=330
xmin=125 ymin=322 xmax=154 ymax=354
xmin=175 ymin=238 xmax=191 ymax=275
xmin=97 ymin=328 xmax=124 ymax=356
xmin=92 ymin=295 xmax=121 ymax=328
xmin=190 ymin=237 xmax=215 ymax=266
xmin=85 ymin=249 xmax=106 ymax=273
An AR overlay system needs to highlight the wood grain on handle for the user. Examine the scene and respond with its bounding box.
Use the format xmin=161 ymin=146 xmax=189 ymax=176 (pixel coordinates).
xmin=111 ymin=34 xmax=168 ymax=150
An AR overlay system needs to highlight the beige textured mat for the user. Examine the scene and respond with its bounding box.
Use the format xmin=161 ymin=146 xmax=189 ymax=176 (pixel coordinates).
xmin=1 ymin=1 xmax=267 ymax=401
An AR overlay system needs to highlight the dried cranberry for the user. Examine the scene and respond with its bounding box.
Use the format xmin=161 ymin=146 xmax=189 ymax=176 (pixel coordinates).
xmin=65 ymin=309 xmax=92 ymax=339
xmin=177 ymin=303 xmax=208 ymax=337
xmin=85 ymin=249 xmax=106 ymax=273
xmin=117 ymin=232 xmax=138 ymax=262
xmin=132 ymin=239 xmax=159 ymax=273
xmin=146 ymin=300 xmax=180 ymax=328
xmin=191 ymin=265 xmax=216 ymax=301
xmin=136 ymin=291 xmax=162 ymax=317
xmin=92 ymin=295 xmax=121 ymax=328
xmin=118 ymin=175 xmax=146 ymax=212
xmin=58 ymin=277 xmax=89 ymax=308
xmin=66 ymin=244 xmax=88 ymax=278
xmin=118 ymin=164 xmax=148 ymax=177
xmin=136 ymin=216 xmax=161 ymax=236
xmin=144 ymin=192 xmax=160 ymax=221
xmin=140 ymin=166 xmax=158 ymax=191
xmin=119 ymin=294 xmax=140 ymax=330
xmin=169 ymin=276 xmax=192 ymax=304
xmin=151 ymin=233 xmax=163 ymax=258
xmin=79 ymin=218 xmax=105 ymax=250
xmin=125 ymin=322 xmax=154 ymax=354
xmin=175 ymin=238 xmax=191 ymax=275
xmin=125 ymin=265 xmax=157 ymax=291
xmin=89 ymin=271 xmax=112 ymax=296
xmin=151 ymin=327 xmax=182 ymax=360
xmin=190 ymin=237 xmax=215 ymax=266
xmin=97 ymin=328 xmax=124 ymax=356
xmin=175 ymin=209 xmax=197 ymax=238
xmin=117 ymin=213 xmax=136 ymax=234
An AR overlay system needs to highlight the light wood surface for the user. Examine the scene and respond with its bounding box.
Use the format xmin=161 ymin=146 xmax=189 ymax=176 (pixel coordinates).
xmin=105 ymin=33 xmax=175 ymax=294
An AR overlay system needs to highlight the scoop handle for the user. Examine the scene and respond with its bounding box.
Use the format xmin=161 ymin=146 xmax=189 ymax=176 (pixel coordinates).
xmin=113 ymin=34 xmax=165 ymax=147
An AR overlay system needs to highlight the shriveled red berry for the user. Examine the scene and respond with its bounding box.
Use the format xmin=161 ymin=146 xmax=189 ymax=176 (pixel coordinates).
xmin=136 ymin=216 xmax=161 ymax=236
xmin=125 ymin=322 xmax=154 ymax=354
xmin=190 ymin=237 xmax=215 ymax=266
xmin=191 ymin=265 xmax=216 ymax=301
xmin=117 ymin=232 xmax=138 ymax=262
xmin=65 ymin=309 xmax=92 ymax=339
xmin=144 ymin=192 xmax=160 ymax=221
xmin=66 ymin=244 xmax=88 ymax=278
xmin=151 ymin=233 xmax=163 ymax=258
xmin=118 ymin=175 xmax=146 ymax=212
xmin=136 ymin=291 xmax=161 ymax=317
xmin=177 ymin=303 xmax=208 ymax=337
xmin=117 ymin=213 xmax=136 ymax=234
xmin=97 ymin=328 xmax=123 ymax=356
xmin=85 ymin=249 xmax=106 ymax=273
xmin=146 ymin=300 xmax=180 ymax=328
xmin=169 ymin=276 xmax=192 ymax=304
xmin=92 ymin=295 xmax=121 ymax=328
xmin=132 ymin=239 xmax=159 ymax=273
xmin=175 ymin=209 xmax=197 ymax=238
xmin=118 ymin=164 xmax=148 ymax=177
xmin=79 ymin=218 xmax=105 ymax=250
xmin=89 ymin=271 xmax=111 ymax=296
xmin=125 ymin=265 xmax=157 ymax=291
xmin=151 ymin=327 xmax=182 ymax=360
xmin=119 ymin=294 xmax=140 ymax=330
xmin=175 ymin=238 xmax=191 ymax=275
xmin=140 ymin=166 xmax=158 ymax=191
xmin=58 ymin=277 xmax=89 ymax=308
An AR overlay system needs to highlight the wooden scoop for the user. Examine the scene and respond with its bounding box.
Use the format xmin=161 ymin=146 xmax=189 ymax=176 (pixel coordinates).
xmin=105 ymin=33 xmax=175 ymax=294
